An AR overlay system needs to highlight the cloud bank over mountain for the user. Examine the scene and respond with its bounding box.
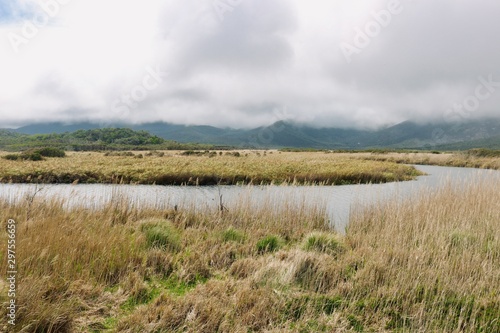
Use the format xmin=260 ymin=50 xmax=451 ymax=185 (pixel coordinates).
xmin=1 ymin=0 xmax=499 ymax=129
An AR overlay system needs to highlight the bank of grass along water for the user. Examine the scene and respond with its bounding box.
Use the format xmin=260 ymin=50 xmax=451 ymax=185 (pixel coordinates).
xmin=361 ymin=149 xmax=500 ymax=170
xmin=0 ymin=176 xmax=499 ymax=332
xmin=0 ymin=151 xmax=422 ymax=185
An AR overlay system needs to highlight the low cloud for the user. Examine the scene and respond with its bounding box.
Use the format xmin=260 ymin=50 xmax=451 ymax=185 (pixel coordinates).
xmin=1 ymin=0 xmax=499 ymax=129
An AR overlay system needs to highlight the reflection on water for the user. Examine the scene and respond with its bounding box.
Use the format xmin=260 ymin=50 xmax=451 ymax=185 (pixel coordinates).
xmin=1 ymin=165 xmax=499 ymax=231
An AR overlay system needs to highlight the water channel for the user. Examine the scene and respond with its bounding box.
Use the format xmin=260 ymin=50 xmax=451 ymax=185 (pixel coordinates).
xmin=1 ymin=165 xmax=498 ymax=230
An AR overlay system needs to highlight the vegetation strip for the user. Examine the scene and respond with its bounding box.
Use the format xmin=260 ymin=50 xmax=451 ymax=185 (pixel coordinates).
xmin=361 ymin=149 xmax=500 ymax=171
xmin=0 ymin=151 xmax=422 ymax=185
xmin=0 ymin=128 xmax=217 ymax=151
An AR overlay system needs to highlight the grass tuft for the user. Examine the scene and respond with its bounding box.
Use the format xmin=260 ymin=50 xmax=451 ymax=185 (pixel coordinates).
xmin=140 ymin=219 xmax=181 ymax=252
xmin=256 ymin=235 xmax=282 ymax=254
xmin=302 ymin=232 xmax=345 ymax=256
xmin=221 ymin=227 xmax=245 ymax=243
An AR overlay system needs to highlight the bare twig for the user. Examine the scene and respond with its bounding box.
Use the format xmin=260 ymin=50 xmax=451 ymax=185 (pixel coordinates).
xmin=26 ymin=184 xmax=44 ymax=221
xmin=216 ymin=179 xmax=228 ymax=214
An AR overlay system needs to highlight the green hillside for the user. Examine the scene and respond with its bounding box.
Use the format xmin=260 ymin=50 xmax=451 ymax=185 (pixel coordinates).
xmin=0 ymin=128 xmax=214 ymax=151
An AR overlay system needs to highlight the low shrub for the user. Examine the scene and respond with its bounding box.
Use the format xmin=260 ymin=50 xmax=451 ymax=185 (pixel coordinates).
xmin=104 ymin=151 xmax=135 ymax=157
xmin=2 ymin=152 xmax=44 ymax=161
xmin=36 ymin=147 xmax=66 ymax=157
xmin=3 ymin=154 xmax=21 ymax=161
xmin=2 ymin=148 xmax=65 ymax=161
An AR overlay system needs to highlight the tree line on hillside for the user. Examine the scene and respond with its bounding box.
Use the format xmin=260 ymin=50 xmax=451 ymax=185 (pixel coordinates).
xmin=0 ymin=128 xmax=217 ymax=151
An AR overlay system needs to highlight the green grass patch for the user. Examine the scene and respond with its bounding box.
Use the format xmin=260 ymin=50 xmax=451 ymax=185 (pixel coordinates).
xmin=449 ymin=230 xmax=476 ymax=249
xmin=88 ymin=317 xmax=118 ymax=333
xmin=303 ymin=232 xmax=346 ymax=256
xmin=347 ymin=314 xmax=364 ymax=332
xmin=256 ymin=235 xmax=282 ymax=254
xmin=120 ymin=287 xmax=160 ymax=311
xmin=285 ymin=295 xmax=343 ymax=321
xmin=221 ymin=227 xmax=245 ymax=243
xmin=140 ymin=219 xmax=181 ymax=252
xmin=101 ymin=317 xmax=118 ymax=331
xmin=104 ymin=284 xmax=120 ymax=293
xmin=159 ymin=275 xmax=209 ymax=296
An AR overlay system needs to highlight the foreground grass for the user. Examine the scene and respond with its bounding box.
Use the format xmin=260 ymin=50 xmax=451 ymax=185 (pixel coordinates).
xmin=0 ymin=151 xmax=421 ymax=185
xmin=1 ymin=177 xmax=499 ymax=332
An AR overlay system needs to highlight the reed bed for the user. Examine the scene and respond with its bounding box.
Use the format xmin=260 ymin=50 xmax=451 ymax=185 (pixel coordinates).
xmin=0 ymin=177 xmax=499 ymax=332
xmin=0 ymin=151 xmax=421 ymax=185
xmin=361 ymin=151 xmax=500 ymax=170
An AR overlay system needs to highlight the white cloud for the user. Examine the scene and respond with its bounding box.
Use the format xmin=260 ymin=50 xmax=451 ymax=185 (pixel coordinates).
xmin=1 ymin=0 xmax=500 ymax=128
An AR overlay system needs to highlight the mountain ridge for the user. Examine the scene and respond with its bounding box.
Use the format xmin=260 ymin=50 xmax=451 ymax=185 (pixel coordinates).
xmin=4 ymin=119 xmax=500 ymax=150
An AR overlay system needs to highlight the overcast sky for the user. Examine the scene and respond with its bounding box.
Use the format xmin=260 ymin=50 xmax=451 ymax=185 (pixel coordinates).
xmin=1 ymin=0 xmax=499 ymax=129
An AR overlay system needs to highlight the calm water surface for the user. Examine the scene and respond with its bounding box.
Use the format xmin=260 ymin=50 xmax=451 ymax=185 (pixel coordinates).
xmin=1 ymin=165 xmax=499 ymax=231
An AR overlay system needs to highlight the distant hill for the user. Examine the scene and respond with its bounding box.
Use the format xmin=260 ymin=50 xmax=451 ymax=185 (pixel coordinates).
xmin=138 ymin=119 xmax=500 ymax=149
xmin=368 ymin=120 xmax=500 ymax=149
xmin=0 ymin=128 xmax=214 ymax=151
xmin=434 ymin=135 xmax=500 ymax=150
xmin=5 ymin=118 xmax=500 ymax=150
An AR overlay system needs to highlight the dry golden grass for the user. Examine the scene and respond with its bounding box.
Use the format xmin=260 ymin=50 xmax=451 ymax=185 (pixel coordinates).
xmin=360 ymin=151 xmax=500 ymax=170
xmin=345 ymin=178 xmax=500 ymax=332
xmin=1 ymin=176 xmax=499 ymax=332
xmin=0 ymin=151 xmax=421 ymax=185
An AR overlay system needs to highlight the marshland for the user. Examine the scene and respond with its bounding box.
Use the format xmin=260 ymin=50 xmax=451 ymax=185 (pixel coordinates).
xmin=4 ymin=0 xmax=500 ymax=331
xmin=0 ymin=150 xmax=422 ymax=185
xmin=0 ymin=151 xmax=499 ymax=332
